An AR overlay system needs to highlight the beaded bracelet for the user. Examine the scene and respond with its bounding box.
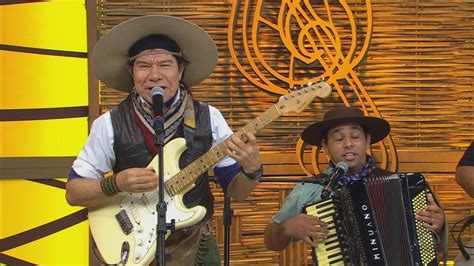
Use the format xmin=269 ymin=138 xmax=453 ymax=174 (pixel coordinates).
xmin=100 ymin=174 xmax=121 ymax=196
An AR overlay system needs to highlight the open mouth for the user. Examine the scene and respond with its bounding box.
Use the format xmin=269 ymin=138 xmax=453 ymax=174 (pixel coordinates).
xmin=343 ymin=152 xmax=356 ymax=160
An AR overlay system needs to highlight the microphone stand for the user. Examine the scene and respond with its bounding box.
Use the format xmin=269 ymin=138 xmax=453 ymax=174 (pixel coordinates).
xmin=223 ymin=193 xmax=232 ymax=266
xmin=154 ymin=116 xmax=175 ymax=265
xmin=206 ymin=176 xmax=233 ymax=266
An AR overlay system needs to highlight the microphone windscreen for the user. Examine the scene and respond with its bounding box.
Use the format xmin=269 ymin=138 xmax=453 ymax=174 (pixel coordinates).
xmin=151 ymin=87 xmax=165 ymax=97
xmin=336 ymin=161 xmax=349 ymax=174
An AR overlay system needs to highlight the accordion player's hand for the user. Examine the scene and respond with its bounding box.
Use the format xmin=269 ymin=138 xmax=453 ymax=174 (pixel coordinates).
xmin=415 ymin=193 xmax=445 ymax=235
xmin=282 ymin=214 xmax=329 ymax=248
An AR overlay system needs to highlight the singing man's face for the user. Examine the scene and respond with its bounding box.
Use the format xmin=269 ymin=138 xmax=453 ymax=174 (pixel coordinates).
xmin=322 ymin=123 xmax=371 ymax=174
xmin=131 ymin=49 xmax=184 ymax=103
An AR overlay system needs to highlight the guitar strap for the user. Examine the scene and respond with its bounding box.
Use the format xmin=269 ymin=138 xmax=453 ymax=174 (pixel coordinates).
xmin=183 ymin=95 xmax=197 ymax=147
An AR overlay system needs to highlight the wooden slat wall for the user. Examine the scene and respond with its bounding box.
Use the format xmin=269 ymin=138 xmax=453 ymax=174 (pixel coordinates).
xmin=96 ymin=0 xmax=473 ymax=264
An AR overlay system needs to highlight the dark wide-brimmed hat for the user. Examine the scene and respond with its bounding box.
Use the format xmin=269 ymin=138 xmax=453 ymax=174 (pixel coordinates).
xmin=90 ymin=15 xmax=218 ymax=92
xmin=301 ymin=107 xmax=390 ymax=146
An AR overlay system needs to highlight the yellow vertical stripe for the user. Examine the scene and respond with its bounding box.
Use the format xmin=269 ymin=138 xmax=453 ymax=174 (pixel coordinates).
xmin=1 ymin=0 xmax=90 ymax=264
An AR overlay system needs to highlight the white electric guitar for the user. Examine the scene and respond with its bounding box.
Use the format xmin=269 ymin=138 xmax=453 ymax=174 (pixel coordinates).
xmin=88 ymin=81 xmax=331 ymax=265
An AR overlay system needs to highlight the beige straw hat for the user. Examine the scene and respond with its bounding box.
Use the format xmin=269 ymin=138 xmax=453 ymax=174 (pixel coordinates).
xmin=90 ymin=15 xmax=218 ymax=92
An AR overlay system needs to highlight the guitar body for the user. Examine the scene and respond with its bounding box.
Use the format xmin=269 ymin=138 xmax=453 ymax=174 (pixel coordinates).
xmin=88 ymin=138 xmax=207 ymax=265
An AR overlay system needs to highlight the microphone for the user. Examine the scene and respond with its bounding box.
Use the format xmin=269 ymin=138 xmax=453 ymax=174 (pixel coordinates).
xmin=320 ymin=161 xmax=349 ymax=200
xmin=151 ymin=87 xmax=165 ymax=135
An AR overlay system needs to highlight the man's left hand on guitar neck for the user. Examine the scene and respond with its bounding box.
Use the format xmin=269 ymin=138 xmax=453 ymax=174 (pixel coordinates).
xmin=226 ymin=131 xmax=262 ymax=173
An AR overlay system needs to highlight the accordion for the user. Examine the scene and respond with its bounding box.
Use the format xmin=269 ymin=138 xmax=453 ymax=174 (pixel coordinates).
xmin=304 ymin=173 xmax=438 ymax=265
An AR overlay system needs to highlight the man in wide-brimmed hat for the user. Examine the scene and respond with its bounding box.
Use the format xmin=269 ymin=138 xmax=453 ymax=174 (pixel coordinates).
xmin=66 ymin=15 xmax=263 ymax=265
xmin=264 ymin=106 xmax=445 ymax=260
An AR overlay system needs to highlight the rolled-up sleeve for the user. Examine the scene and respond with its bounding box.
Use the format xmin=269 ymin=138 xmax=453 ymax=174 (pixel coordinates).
xmin=70 ymin=112 xmax=115 ymax=180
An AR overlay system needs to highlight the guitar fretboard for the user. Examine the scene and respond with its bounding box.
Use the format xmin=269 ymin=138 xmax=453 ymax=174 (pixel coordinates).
xmin=165 ymin=104 xmax=282 ymax=196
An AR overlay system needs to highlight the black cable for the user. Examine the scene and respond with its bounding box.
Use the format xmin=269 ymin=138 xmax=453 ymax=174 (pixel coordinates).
xmin=451 ymin=215 xmax=474 ymax=260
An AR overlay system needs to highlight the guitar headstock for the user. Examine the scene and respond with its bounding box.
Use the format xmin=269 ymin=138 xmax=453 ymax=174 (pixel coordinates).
xmin=275 ymin=81 xmax=332 ymax=114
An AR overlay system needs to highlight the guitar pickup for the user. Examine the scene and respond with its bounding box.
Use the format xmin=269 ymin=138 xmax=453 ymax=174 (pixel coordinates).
xmin=115 ymin=209 xmax=133 ymax=235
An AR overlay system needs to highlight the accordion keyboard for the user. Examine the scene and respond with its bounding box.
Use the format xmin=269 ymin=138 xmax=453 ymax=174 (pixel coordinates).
xmin=305 ymin=199 xmax=346 ymax=265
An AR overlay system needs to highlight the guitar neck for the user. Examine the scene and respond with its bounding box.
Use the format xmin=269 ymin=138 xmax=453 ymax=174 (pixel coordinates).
xmin=164 ymin=81 xmax=332 ymax=195
xmin=165 ymin=104 xmax=282 ymax=196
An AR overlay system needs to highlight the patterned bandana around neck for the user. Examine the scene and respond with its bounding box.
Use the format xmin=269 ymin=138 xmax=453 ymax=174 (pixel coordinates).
xmin=131 ymin=85 xmax=188 ymax=143
xmin=327 ymin=156 xmax=374 ymax=184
